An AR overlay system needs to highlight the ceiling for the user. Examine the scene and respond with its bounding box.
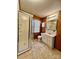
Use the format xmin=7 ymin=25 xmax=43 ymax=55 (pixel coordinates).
xmin=19 ymin=0 xmax=61 ymax=18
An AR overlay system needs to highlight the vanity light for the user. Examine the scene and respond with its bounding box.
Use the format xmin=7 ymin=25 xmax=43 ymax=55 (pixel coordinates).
xmin=47 ymin=12 xmax=59 ymax=20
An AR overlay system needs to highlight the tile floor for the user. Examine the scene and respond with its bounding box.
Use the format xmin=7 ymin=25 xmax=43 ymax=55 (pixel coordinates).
xmin=18 ymin=40 xmax=61 ymax=59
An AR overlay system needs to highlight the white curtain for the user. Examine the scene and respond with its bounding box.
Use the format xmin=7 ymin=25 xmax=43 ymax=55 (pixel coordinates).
xmin=32 ymin=20 xmax=40 ymax=33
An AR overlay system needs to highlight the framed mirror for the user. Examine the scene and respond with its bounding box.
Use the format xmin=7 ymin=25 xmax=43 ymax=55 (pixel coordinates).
xmin=46 ymin=12 xmax=59 ymax=34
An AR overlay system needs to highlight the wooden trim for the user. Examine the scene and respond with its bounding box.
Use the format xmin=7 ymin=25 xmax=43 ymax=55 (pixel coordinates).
xmin=54 ymin=11 xmax=61 ymax=51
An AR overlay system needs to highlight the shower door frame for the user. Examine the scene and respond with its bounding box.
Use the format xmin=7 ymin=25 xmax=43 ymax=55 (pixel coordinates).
xmin=17 ymin=10 xmax=33 ymax=55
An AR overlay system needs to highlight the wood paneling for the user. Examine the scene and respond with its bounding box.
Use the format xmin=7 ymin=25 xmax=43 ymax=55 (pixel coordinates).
xmin=54 ymin=11 xmax=61 ymax=51
xmin=41 ymin=17 xmax=46 ymax=33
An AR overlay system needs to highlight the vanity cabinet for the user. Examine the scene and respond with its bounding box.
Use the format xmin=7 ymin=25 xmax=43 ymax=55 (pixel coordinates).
xmin=41 ymin=33 xmax=55 ymax=48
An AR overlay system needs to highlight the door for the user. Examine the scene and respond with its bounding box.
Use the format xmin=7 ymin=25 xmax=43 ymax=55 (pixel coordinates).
xmin=18 ymin=11 xmax=29 ymax=52
xmin=55 ymin=12 xmax=61 ymax=51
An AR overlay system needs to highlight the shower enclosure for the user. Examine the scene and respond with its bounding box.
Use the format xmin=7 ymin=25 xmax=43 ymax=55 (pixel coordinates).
xmin=17 ymin=10 xmax=33 ymax=55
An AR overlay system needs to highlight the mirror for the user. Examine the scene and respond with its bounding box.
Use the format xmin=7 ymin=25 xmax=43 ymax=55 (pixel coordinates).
xmin=46 ymin=19 xmax=57 ymax=31
xmin=46 ymin=12 xmax=59 ymax=34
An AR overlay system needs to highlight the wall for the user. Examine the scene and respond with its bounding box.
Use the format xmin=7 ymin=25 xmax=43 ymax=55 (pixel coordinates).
xmin=41 ymin=17 xmax=47 ymax=33
xmin=54 ymin=11 xmax=61 ymax=51
xmin=33 ymin=15 xmax=42 ymax=39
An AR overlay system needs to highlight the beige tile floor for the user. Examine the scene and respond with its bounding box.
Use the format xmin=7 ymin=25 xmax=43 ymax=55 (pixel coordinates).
xmin=18 ymin=40 xmax=61 ymax=59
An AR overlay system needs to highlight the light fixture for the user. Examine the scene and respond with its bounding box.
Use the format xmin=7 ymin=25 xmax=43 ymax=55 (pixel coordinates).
xmin=42 ymin=22 xmax=45 ymax=27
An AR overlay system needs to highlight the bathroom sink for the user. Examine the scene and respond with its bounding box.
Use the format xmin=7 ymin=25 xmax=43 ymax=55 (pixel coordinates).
xmin=46 ymin=30 xmax=56 ymax=37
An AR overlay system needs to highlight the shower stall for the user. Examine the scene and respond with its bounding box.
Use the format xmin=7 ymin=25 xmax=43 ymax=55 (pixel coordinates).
xmin=17 ymin=10 xmax=33 ymax=55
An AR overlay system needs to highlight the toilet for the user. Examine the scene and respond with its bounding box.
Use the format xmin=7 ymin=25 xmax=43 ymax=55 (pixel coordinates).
xmin=38 ymin=35 xmax=42 ymax=42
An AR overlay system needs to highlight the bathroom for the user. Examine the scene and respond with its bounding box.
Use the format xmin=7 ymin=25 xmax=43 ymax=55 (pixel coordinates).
xmin=1 ymin=0 xmax=79 ymax=59
xmin=17 ymin=0 xmax=61 ymax=59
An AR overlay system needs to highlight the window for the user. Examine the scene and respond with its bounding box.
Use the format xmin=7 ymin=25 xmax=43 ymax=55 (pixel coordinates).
xmin=32 ymin=19 xmax=40 ymax=33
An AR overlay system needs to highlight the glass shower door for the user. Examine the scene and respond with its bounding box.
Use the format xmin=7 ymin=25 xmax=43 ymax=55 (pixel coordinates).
xmin=18 ymin=11 xmax=32 ymax=54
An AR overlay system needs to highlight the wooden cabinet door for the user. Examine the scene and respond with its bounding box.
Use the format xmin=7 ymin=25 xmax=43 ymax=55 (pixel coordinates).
xmin=55 ymin=14 xmax=61 ymax=51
